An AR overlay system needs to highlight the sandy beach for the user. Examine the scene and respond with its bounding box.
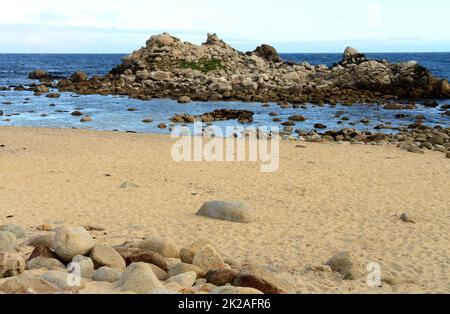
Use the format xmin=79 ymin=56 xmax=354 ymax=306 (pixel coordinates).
xmin=0 ymin=126 xmax=448 ymax=293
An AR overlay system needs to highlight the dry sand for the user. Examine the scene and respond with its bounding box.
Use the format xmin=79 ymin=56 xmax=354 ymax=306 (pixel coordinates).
xmin=0 ymin=126 xmax=449 ymax=293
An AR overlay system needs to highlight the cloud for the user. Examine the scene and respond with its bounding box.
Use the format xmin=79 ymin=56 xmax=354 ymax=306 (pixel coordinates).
xmin=1 ymin=0 xmax=449 ymax=52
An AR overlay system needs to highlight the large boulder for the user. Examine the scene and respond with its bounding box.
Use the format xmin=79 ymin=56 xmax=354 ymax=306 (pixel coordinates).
xmin=135 ymin=237 xmax=179 ymax=258
xmin=196 ymin=201 xmax=253 ymax=223
xmin=192 ymin=245 xmax=227 ymax=272
xmin=124 ymin=250 xmax=168 ymax=271
xmin=354 ymin=61 xmax=392 ymax=89
xmin=0 ymin=224 xmax=26 ymax=239
xmin=53 ymin=227 xmax=95 ymax=263
xmin=203 ymin=33 xmax=231 ymax=49
xmin=149 ymin=264 xmax=169 ymax=280
xmin=92 ymin=266 xmax=121 ymax=283
xmin=89 ymin=245 xmax=126 ymax=271
xmin=70 ymin=255 xmax=94 ymax=279
xmin=180 ymin=240 xmax=215 ymax=264
xmin=149 ymin=71 xmax=174 ymax=81
xmin=117 ymin=262 xmax=163 ymax=293
xmin=146 ymin=33 xmax=176 ymax=47
xmin=253 ymin=44 xmax=282 ymax=63
xmin=341 ymin=47 xmax=367 ymax=65
xmin=25 ymin=233 xmax=55 ymax=249
xmin=26 ymin=257 xmax=66 ymax=271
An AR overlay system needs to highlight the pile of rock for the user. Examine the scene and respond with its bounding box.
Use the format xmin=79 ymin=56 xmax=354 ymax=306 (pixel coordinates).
xmin=292 ymin=125 xmax=450 ymax=157
xmin=30 ymin=32 xmax=449 ymax=104
xmin=0 ymin=219 xmax=299 ymax=294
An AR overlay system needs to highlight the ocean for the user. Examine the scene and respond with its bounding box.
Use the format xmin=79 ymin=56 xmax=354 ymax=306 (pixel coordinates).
xmin=0 ymin=53 xmax=449 ymax=134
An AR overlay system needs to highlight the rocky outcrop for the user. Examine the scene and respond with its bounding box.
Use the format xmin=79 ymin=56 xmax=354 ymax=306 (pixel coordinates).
xmin=52 ymin=33 xmax=450 ymax=103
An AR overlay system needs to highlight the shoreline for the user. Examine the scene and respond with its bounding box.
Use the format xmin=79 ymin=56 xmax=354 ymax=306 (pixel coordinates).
xmin=1 ymin=126 xmax=449 ymax=293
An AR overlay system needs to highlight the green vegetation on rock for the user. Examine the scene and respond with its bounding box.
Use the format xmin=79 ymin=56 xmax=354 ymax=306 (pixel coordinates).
xmin=180 ymin=59 xmax=223 ymax=73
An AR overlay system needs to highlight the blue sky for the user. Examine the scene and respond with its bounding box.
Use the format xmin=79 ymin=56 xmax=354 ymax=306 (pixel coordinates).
xmin=1 ymin=0 xmax=449 ymax=53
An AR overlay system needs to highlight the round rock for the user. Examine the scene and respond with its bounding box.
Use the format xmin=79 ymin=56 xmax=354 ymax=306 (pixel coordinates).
xmin=71 ymin=255 xmax=94 ymax=279
xmin=89 ymin=245 xmax=126 ymax=271
xmin=192 ymin=245 xmax=227 ymax=272
xmin=53 ymin=226 xmax=95 ymax=263
xmin=92 ymin=266 xmax=122 ymax=283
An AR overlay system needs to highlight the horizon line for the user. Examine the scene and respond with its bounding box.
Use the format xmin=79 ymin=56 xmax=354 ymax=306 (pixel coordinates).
xmin=1 ymin=51 xmax=450 ymax=55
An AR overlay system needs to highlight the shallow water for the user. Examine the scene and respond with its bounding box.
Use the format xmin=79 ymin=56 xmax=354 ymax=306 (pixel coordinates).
xmin=0 ymin=53 xmax=449 ymax=134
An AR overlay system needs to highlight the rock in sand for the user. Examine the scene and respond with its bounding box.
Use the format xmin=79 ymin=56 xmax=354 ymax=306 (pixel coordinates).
xmin=117 ymin=262 xmax=163 ymax=293
xmin=53 ymin=226 xmax=95 ymax=263
xmin=196 ymin=201 xmax=253 ymax=223
xmin=192 ymin=245 xmax=227 ymax=272
xmin=89 ymin=245 xmax=126 ymax=271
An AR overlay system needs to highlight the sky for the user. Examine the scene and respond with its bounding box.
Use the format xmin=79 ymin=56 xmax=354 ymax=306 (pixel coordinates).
xmin=0 ymin=0 xmax=449 ymax=53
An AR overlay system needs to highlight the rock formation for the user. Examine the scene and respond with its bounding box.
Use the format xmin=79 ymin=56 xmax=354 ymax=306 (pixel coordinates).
xmin=51 ymin=33 xmax=450 ymax=104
